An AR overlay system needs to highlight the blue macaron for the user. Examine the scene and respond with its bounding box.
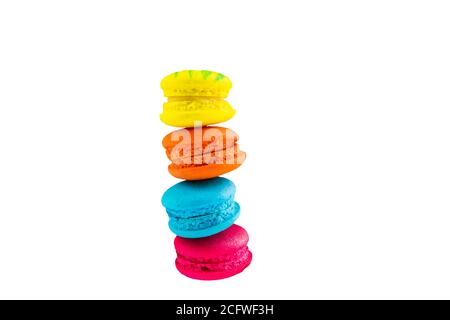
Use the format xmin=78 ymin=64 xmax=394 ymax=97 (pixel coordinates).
xmin=161 ymin=177 xmax=240 ymax=238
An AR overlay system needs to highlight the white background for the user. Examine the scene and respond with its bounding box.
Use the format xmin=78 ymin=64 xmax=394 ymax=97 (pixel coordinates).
xmin=1 ymin=1 xmax=449 ymax=299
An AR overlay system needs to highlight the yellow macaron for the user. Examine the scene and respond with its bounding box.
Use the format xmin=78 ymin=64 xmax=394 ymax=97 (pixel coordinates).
xmin=160 ymin=70 xmax=235 ymax=127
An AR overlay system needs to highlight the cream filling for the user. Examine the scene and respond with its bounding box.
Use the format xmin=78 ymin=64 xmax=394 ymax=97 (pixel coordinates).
xmin=163 ymin=98 xmax=233 ymax=112
xmin=168 ymin=96 xmax=224 ymax=102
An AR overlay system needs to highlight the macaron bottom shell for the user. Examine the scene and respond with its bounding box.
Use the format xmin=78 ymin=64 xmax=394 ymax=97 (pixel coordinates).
xmin=168 ymin=202 xmax=240 ymax=238
xmin=168 ymin=158 xmax=245 ymax=180
xmin=175 ymin=250 xmax=252 ymax=281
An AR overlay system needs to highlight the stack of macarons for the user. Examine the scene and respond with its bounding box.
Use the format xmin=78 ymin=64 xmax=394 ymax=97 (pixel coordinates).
xmin=160 ymin=70 xmax=252 ymax=280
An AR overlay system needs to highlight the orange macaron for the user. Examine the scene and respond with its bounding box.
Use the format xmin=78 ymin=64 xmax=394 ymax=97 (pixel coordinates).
xmin=162 ymin=126 xmax=246 ymax=180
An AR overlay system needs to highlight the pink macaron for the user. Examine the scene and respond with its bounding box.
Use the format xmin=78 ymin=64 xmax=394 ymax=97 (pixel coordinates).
xmin=174 ymin=224 xmax=252 ymax=280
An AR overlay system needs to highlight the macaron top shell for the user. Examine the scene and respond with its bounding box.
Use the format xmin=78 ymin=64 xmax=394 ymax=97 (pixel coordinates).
xmin=160 ymin=70 xmax=232 ymax=98
xmin=174 ymin=224 xmax=249 ymax=260
xmin=161 ymin=177 xmax=236 ymax=211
